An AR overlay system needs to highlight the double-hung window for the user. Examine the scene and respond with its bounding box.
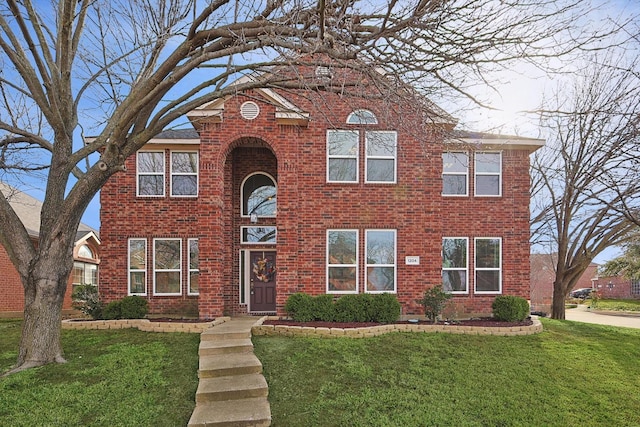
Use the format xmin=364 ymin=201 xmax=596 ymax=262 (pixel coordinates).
xmin=171 ymin=151 xmax=198 ymax=196
xmin=475 ymin=152 xmax=502 ymax=196
xmin=153 ymin=239 xmax=182 ymax=295
xmin=365 ymin=131 xmax=397 ymax=183
xmin=442 ymin=238 xmax=468 ymax=293
xmin=327 ymin=130 xmax=359 ymax=182
xmin=188 ymin=239 xmax=199 ymax=295
xmin=137 ymin=152 xmax=165 ymax=196
xmin=365 ymin=230 xmax=397 ymax=293
xmin=442 ymin=152 xmax=468 ymax=196
xmin=128 ymin=239 xmax=147 ymax=295
xmin=475 ymin=238 xmax=501 ymax=293
xmin=327 ymin=230 xmax=358 ymax=293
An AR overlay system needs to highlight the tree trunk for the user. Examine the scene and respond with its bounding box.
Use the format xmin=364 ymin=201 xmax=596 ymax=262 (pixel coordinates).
xmin=551 ymin=280 xmax=566 ymax=320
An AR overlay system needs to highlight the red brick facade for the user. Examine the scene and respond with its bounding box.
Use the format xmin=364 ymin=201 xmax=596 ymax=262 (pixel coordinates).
xmin=99 ymin=64 xmax=541 ymax=319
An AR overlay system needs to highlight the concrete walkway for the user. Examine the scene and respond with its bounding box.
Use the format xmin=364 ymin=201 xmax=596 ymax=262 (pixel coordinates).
xmin=565 ymin=304 xmax=640 ymax=329
xmin=188 ymin=316 xmax=271 ymax=427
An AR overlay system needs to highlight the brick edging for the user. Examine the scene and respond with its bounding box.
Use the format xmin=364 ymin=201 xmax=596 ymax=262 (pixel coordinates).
xmin=250 ymin=317 xmax=543 ymax=338
xmin=61 ymin=317 xmax=231 ymax=333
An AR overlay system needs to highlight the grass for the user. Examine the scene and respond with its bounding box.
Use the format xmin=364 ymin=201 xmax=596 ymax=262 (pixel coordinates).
xmin=591 ymin=298 xmax=640 ymax=312
xmin=0 ymin=319 xmax=199 ymax=427
xmin=253 ymin=319 xmax=640 ymax=427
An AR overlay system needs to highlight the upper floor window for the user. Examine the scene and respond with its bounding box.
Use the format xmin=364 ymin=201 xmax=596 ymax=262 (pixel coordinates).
xmin=242 ymin=172 xmax=277 ymax=217
xmin=347 ymin=109 xmax=378 ymax=125
xmin=366 ymin=131 xmax=397 ymax=183
xmin=137 ymin=151 xmax=165 ymax=196
xmin=171 ymin=151 xmax=198 ymax=197
xmin=442 ymin=152 xmax=469 ymax=196
xmin=475 ymin=152 xmax=502 ymax=196
xmin=327 ymin=130 xmax=359 ymax=183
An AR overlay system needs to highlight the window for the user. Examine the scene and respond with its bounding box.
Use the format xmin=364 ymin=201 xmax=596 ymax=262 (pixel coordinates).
xmin=442 ymin=238 xmax=468 ymax=293
xmin=241 ymin=226 xmax=277 ymax=244
xmin=242 ymin=173 xmax=277 ymax=217
xmin=72 ymin=262 xmax=98 ymax=288
xmin=347 ymin=109 xmax=378 ymax=124
xmin=171 ymin=151 xmax=198 ymax=196
xmin=327 ymin=130 xmax=358 ymax=183
xmin=365 ymin=131 xmax=397 ymax=183
xmin=78 ymin=244 xmax=94 ymax=259
xmin=475 ymin=238 xmax=501 ymax=293
xmin=137 ymin=152 xmax=165 ymax=196
xmin=327 ymin=230 xmax=358 ymax=293
xmin=154 ymin=239 xmax=182 ymax=295
xmin=128 ymin=239 xmax=147 ymax=295
xmin=365 ymin=230 xmax=397 ymax=293
xmin=442 ymin=152 xmax=468 ymax=196
xmin=632 ymin=280 xmax=640 ymax=296
xmin=475 ymin=152 xmax=501 ymax=196
xmin=188 ymin=239 xmax=199 ymax=295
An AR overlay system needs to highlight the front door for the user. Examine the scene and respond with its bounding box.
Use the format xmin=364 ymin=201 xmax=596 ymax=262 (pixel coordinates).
xmin=250 ymin=251 xmax=277 ymax=312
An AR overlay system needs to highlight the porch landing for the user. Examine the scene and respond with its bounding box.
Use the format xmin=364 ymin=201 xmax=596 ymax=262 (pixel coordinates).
xmin=188 ymin=316 xmax=271 ymax=427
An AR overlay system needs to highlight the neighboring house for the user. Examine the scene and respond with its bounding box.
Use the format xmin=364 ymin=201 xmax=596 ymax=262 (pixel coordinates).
xmin=593 ymin=274 xmax=640 ymax=299
xmin=0 ymin=183 xmax=100 ymax=317
xmin=530 ymin=252 xmax=599 ymax=313
xmin=98 ymin=60 xmax=544 ymax=319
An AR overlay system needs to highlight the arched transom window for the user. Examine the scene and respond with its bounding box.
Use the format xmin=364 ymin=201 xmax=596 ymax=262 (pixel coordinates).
xmin=78 ymin=244 xmax=94 ymax=259
xmin=347 ymin=109 xmax=378 ymax=125
xmin=242 ymin=172 xmax=277 ymax=217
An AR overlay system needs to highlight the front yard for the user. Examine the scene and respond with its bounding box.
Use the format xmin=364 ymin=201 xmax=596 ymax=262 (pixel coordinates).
xmin=2 ymin=318 xmax=640 ymax=426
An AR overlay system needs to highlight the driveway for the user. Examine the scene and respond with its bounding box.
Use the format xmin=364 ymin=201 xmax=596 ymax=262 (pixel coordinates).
xmin=564 ymin=304 xmax=640 ymax=329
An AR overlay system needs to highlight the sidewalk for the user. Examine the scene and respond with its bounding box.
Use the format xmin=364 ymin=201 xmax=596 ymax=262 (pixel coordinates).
xmin=565 ymin=304 xmax=640 ymax=329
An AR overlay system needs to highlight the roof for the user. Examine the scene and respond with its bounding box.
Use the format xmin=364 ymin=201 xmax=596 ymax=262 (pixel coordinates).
xmin=0 ymin=182 xmax=98 ymax=239
xmin=446 ymin=130 xmax=545 ymax=151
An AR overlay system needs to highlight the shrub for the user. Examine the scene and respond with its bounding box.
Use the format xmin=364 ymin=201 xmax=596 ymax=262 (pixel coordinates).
xmin=492 ymin=295 xmax=530 ymax=322
xmin=334 ymin=294 xmax=373 ymax=322
xmin=313 ymin=294 xmax=336 ymax=321
xmin=71 ymin=285 xmax=104 ymax=320
xmin=416 ymin=285 xmax=452 ymax=323
xmin=119 ymin=296 xmax=149 ymax=319
xmin=370 ymin=293 xmax=401 ymax=324
xmin=102 ymin=300 xmax=122 ymax=320
xmin=284 ymin=293 xmax=315 ymax=322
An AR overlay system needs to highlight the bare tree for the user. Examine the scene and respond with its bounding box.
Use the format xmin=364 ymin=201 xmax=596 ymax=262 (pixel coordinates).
xmin=0 ymin=0 xmax=623 ymax=374
xmin=531 ymin=51 xmax=640 ymax=320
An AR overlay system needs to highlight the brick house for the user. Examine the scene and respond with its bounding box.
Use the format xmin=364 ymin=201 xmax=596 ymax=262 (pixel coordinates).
xmin=0 ymin=183 xmax=100 ymax=317
xmin=98 ymin=62 xmax=543 ymax=319
xmin=593 ymin=274 xmax=640 ymax=299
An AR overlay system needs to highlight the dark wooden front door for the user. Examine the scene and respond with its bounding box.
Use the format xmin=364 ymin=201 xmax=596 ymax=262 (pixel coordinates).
xmin=250 ymin=251 xmax=276 ymax=312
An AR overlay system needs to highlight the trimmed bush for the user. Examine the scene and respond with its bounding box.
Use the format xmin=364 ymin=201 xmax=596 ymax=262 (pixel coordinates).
xmin=334 ymin=294 xmax=373 ymax=322
xmin=102 ymin=300 xmax=122 ymax=320
xmin=313 ymin=294 xmax=336 ymax=321
xmin=119 ymin=296 xmax=149 ymax=319
xmin=71 ymin=284 xmax=104 ymax=320
xmin=284 ymin=293 xmax=315 ymax=322
xmin=492 ymin=295 xmax=530 ymax=322
xmin=371 ymin=293 xmax=401 ymax=324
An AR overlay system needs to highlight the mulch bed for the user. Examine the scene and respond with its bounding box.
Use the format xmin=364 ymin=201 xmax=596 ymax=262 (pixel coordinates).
xmin=263 ymin=317 xmax=533 ymax=329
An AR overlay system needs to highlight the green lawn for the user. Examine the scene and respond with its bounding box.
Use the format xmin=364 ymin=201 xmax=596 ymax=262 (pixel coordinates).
xmin=0 ymin=320 xmax=199 ymax=427
xmin=253 ymin=319 xmax=640 ymax=427
xmin=3 ymin=319 xmax=640 ymax=427
xmin=592 ymin=298 xmax=640 ymax=312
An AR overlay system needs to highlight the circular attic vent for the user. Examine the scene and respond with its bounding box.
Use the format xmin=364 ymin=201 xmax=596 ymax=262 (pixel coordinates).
xmin=240 ymin=101 xmax=260 ymax=120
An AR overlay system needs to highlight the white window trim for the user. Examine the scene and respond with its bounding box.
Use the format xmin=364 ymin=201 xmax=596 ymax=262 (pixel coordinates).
xmin=170 ymin=151 xmax=199 ymax=197
xmin=240 ymin=171 xmax=277 ymax=218
xmin=327 ymin=130 xmax=359 ymax=183
xmin=240 ymin=226 xmax=277 ymax=245
xmin=474 ymin=237 xmax=502 ymax=294
xmin=153 ymin=238 xmax=182 ymax=296
xmin=474 ymin=151 xmax=502 ymax=197
xmin=442 ymin=152 xmax=469 ymax=197
xmin=347 ymin=109 xmax=378 ymax=124
xmin=128 ymin=238 xmax=147 ymax=296
xmin=326 ymin=229 xmax=359 ymax=294
xmin=365 ymin=229 xmax=397 ymax=293
xmin=365 ymin=131 xmax=397 ymax=184
xmin=136 ymin=151 xmax=165 ymax=197
xmin=188 ymin=238 xmax=199 ymax=295
xmin=442 ymin=237 xmax=469 ymax=294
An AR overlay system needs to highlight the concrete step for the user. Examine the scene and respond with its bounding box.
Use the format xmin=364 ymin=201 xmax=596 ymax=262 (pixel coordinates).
xmin=199 ymin=338 xmax=254 ymax=356
xmin=199 ymin=353 xmax=263 ymax=378
xmin=188 ymin=397 xmax=271 ymax=427
xmin=201 ymin=328 xmax=252 ymax=341
xmin=195 ymin=373 xmax=268 ymax=403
